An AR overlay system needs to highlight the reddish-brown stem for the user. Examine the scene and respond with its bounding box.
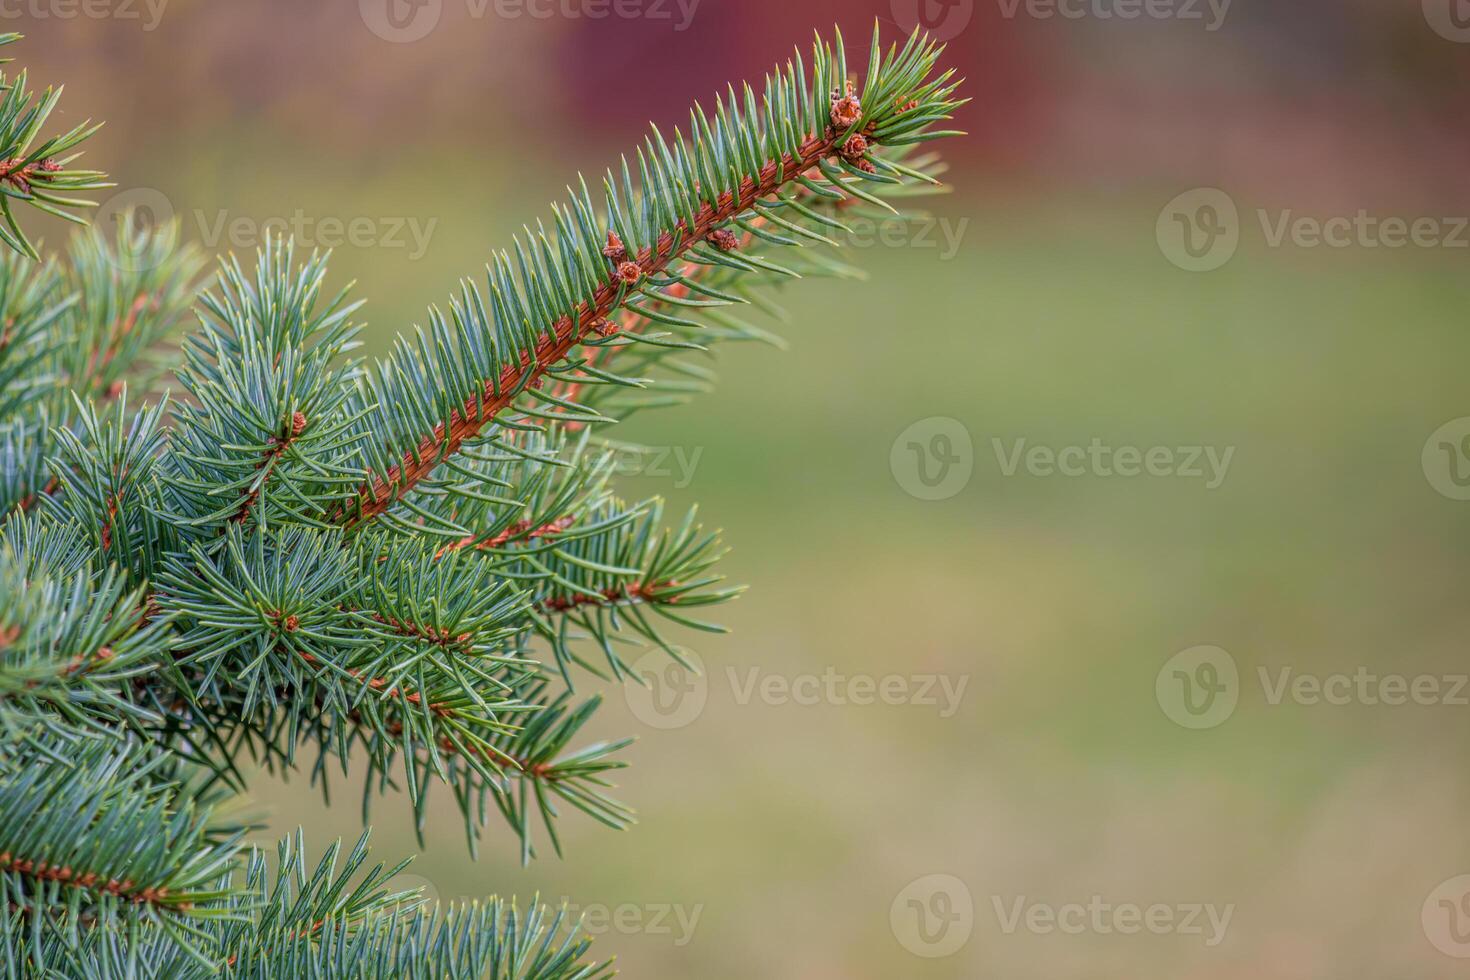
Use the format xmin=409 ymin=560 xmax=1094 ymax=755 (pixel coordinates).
xmin=433 ymin=515 xmax=575 ymax=559
xmin=293 ymin=648 xmax=456 ymax=718
xmin=231 ymin=413 xmax=307 ymax=525
xmin=552 ymin=167 xmax=864 ymax=426
xmin=0 ymin=157 xmax=60 ymax=195
xmin=537 ymin=579 xmax=672 ymax=613
xmin=343 ymin=132 xmax=848 ymax=528
xmin=8 ymin=476 xmax=58 ymax=518
xmin=83 ymin=292 xmax=155 ymax=390
xmin=15 ymin=646 xmax=116 ymax=690
xmin=0 ymin=851 xmax=187 ymax=910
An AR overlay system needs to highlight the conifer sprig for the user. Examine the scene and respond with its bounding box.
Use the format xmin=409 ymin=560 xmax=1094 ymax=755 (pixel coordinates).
xmin=0 ymin=23 xmax=962 ymax=974
xmin=0 ymin=34 xmax=109 ymax=259
xmin=337 ymin=25 xmax=963 ymax=529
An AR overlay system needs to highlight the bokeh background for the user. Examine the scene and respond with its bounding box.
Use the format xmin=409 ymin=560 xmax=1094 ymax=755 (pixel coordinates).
xmin=13 ymin=0 xmax=1470 ymax=975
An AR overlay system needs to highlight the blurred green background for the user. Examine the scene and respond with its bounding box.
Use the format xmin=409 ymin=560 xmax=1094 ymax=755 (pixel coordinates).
xmin=15 ymin=0 xmax=1470 ymax=975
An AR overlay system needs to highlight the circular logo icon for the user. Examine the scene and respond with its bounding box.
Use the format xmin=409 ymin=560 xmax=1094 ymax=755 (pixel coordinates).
xmin=623 ymin=647 xmax=707 ymax=730
xmin=1423 ymin=0 xmax=1470 ymax=42
xmin=1423 ymin=417 xmax=1470 ymax=500
xmin=360 ymin=0 xmax=442 ymax=43
xmin=1423 ymin=875 xmax=1470 ymax=957
xmin=93 ymin=188 xmax=175 ymax=273
xmin=891 ymin=873 xmax=973 ymax=958
xmin=1156 ymin=188 xmax=1239 ymax=272
xmin=890 ymin=0 xmax=976 ymax=42
xmin=890 ymin=416 xmax=973 ymax=501
xmin=1156 ymin=645 xmax=1238 ymax=730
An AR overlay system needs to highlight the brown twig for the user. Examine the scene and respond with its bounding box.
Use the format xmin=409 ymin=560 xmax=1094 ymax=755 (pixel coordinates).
xmin=341 ymin=130 xmax=855 ymax=528
xmin=0 ymin=157 xmax=60 ymax=195
xmin=0 ymin=851 xmax=187 ymax=910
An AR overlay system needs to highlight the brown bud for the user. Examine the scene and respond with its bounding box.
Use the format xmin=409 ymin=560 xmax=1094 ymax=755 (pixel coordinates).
xmin=840 ymin=134 xmax=869 ymax=164
xmin=291 ymin=410 xmax=308 ymax=436
xmin=830 ymin=92 xmax=862 ymax=129
xmin=589 ymin=317 xmax=618 ymax=337
xmin=707 ymin=228 xmax=740 ymax=252
xmin=603 ymin=230 xmax=626 ymax=262
xmin=617 ymin=261 xmax=642 ymax=285
xmin=283 ymin=614 xmax=300 ymax=632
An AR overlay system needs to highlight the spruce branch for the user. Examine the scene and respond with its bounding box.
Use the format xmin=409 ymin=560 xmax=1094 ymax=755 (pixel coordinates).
xmin=0 ymin=734 xmax=244 ymax=967
xmin=62 ymin=216 xmax=207 ymax=406
xmin=0 ymin=23 xmax=963 ymax=970
xmin=336 ymin=25 xmax=963 ymax=530
xmin=0 ymin=34 xmax=108 ymax=259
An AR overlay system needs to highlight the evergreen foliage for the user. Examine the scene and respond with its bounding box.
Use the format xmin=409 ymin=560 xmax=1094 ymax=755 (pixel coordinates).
xmin=0 ymin=24 xmax=962 ymax=976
